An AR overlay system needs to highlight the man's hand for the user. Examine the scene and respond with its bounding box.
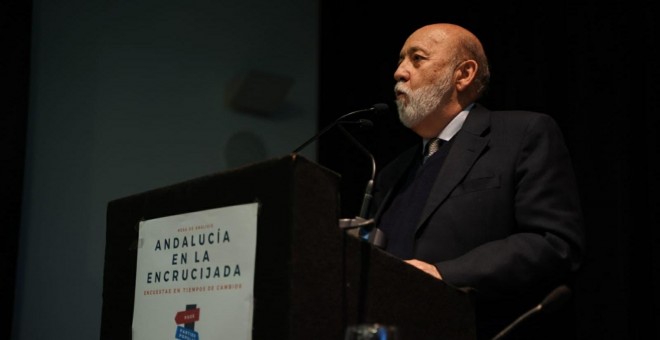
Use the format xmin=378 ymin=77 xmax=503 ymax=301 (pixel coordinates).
xmin=405 ymin=259 xmax=443 ymax=280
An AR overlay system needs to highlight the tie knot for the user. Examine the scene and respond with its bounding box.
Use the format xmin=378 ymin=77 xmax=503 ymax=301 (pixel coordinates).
xmin=423 ymin=138 xmax=443 ymax=161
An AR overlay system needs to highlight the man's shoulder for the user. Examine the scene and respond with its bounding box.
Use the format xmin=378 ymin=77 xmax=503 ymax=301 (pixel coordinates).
xmin=474 ymin=105 xmax=559 ymax=130
xmin=465 ymin=105 xmax=566 ymax=146
xmin=476 ymin=104 xmax=551 ymax=121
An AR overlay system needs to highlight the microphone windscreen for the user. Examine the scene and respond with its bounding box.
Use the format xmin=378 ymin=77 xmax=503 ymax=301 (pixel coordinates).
xmin=540 ymin=285 xmax=572 ymax=314
xmin=372 ymin=103 xmax=389 ymax=112
xmin=357 ymin=119 xmax=374 ymax=128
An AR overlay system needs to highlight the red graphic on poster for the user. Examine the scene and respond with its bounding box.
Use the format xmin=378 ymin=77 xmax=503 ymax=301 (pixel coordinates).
xmin=175 ymin=308 xmax=200 ymax=324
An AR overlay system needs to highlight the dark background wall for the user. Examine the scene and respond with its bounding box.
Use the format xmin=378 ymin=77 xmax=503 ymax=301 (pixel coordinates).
xmin=4 ymin=1 xmax=319 ymax=339
xmin=319 ymin=1 xmax=659 ymax=339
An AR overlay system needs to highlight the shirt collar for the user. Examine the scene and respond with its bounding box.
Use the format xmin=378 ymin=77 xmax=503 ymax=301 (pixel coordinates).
xmin=422 ymin=103 xmax=474 ymax=148
xmin=439 ymin=103 xmax=473 ymax=140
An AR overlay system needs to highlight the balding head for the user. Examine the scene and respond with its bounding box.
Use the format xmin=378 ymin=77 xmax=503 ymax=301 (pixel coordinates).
xmin=393 ymin=23 xmax=491 ymax=137
xmin=410 ymin=23 xmax=490 ymax=99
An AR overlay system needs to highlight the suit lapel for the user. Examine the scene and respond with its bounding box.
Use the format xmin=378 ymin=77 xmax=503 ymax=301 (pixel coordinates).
xmin=416 ymin=104 xmax=491 ymax=231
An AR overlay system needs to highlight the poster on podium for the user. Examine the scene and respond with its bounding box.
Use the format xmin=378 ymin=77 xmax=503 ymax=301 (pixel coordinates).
xmin=132 ymin=202 xmax=259 ymax=340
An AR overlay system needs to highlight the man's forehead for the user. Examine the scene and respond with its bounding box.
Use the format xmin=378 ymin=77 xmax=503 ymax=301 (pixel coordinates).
xmin=404 ymin=29 xmax=449 ymax=51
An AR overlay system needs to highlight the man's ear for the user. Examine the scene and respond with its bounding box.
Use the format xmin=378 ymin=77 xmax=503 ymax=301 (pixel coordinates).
xmin=455 ymin=60 xmax=478 ymax=92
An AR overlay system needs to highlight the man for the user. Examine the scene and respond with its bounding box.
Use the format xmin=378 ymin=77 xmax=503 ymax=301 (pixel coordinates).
xmin=369 ymin=23 xmax=585 ymax=339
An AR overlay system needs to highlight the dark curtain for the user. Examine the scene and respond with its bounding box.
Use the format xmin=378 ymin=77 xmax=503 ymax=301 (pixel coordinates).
xmin=320 ymin=1 xmax=659 ymax=339
xmin=1 ymin=1 xmax=32 ymax=339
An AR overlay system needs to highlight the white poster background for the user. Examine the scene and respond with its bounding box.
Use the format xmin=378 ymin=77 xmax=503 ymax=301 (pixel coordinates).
xmin=132 ymin=202 xmax=259 ymax=340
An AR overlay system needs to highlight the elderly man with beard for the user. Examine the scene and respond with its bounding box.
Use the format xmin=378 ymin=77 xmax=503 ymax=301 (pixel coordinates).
xmin=368 ymin=23 xmax=585 ymax=339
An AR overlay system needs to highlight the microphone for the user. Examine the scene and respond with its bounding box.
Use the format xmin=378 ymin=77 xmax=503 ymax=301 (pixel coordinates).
xmin=340 ymin=119 xmax=374 ymax=129
xmin=491 ymin=285 xmax=572 ymax=340
xmin=296 ymin=104 xmax=389 ymax=248
xmin=334 ymin=120 xmax=388 ymax=248
xmin=335 ymin=123 xmax=375 ymax=218
xmin=335 ymin=121 xmax=377 ymax=231
xmin=291 ymin=103 xmax=388 ymax=154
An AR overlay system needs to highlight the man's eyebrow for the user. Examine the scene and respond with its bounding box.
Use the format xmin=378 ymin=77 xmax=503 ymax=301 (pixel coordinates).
xmin=399 ymin=46 xmax=428 ymax=60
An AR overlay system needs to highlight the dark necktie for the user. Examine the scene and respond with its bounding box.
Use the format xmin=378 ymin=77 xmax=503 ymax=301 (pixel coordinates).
xmin=423 ymin=137 xmax=443 ymax=163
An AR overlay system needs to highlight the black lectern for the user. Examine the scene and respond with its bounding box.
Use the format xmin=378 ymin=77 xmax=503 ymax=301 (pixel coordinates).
xmin=100 ymin=155 xmax=476 ymax=339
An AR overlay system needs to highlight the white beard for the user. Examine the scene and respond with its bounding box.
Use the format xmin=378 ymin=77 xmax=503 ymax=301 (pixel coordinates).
xmin=395 ymin=71 xmax=453 ymax=129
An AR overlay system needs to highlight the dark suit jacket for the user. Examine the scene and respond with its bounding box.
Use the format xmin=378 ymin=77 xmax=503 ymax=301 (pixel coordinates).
xmin=371 ymin=104 xmax=586 ymax=338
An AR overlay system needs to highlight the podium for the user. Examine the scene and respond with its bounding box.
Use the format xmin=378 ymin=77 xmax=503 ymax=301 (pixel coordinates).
xmin=100 ymin=154 xmax=476 ymax=339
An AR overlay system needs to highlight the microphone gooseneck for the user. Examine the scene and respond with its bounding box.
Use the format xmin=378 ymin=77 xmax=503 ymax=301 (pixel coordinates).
xmin=294 ymin=103 xmax=389 ymax=242
xmin=335 ymin=124 xmax=376 ymax=218
xmin=291 ymin=103 xmax=388 ymax=154
xmin=335 ymin=119 xmax=387 ymax=248
xmin=491 ymin=285 xmax=572 ymax=340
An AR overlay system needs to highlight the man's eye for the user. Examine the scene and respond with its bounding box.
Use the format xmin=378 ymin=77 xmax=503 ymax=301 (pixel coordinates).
xmin=412 ymin=55 xmax=425 ymax=62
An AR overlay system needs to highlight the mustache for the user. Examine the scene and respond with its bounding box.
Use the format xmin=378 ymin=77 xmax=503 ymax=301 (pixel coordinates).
xmin=394 ymin=83 xmax=410 ymax=96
